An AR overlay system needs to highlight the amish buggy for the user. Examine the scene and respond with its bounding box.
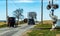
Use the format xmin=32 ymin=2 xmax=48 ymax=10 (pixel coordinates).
xmin=8 ymin=17 xmax=16 ymax=27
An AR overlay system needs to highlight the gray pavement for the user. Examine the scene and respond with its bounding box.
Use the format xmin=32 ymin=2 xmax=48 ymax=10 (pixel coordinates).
xmin=0 ymin=24 xmax=35 ymax=36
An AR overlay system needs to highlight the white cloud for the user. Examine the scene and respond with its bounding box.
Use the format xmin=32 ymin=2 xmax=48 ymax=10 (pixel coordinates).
xmin=18 ymin=0 xmax=34 ymax=3
xmin=12 ymin=0 xmax=35 ymax=3
xmin=19 ymin=0 xmax=32 ymax=1
xmin=8 ymin=0 xmax=59 ymax=3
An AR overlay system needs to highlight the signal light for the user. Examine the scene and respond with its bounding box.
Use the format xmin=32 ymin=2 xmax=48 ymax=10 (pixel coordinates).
xmin=47 ymin=5 xmax=51 ymax=10
xmin=53 ymin=4 xmax=59 ymax=9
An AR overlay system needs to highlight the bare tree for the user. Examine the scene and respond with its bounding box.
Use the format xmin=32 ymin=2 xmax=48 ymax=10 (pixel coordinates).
xmin=13 ymin=8 xmax=23 ymax=25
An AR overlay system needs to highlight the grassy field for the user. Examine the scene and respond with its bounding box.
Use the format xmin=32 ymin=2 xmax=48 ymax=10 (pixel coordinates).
xmin=0 ymin=22 xmax=6 ymax=25
xmin=27 ymin=20 xmax=60 ymax=36
xmin=0 ymin=22 xmax=7 ymax=28
xmin=27 ymin=29 xmax=55 ymax=36
xmin=27 ymin=24 xmax=54 ymax=36
xmin=27 ymin=24 xmax=60 ymax=36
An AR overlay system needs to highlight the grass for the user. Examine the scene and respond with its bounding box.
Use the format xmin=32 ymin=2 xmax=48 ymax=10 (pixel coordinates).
xmin=0 ymin=22 xmax=7 ymax=28
xmin=0 ymin=24 xmax=7 ymax=28
xmin=27 ymin=29 xmax=55 ymax=36
xmin=34 ymin=24 xmax=52 ymax=28
xmin=27 ymin=24 xmax=60 ymax=36
xmin=0 ymin=22 xmax=6 ymax=25
xmin=56 ymin=29 xmax=60 ymax=34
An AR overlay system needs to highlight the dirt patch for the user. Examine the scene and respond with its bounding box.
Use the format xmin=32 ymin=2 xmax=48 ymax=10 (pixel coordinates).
xmin=22 ymin=30 xmax=32 ymax=36
xmin=40 ymin=20 xmax=53 ymax=24
xmin=56 ymin=34 xmax=60 ymax=36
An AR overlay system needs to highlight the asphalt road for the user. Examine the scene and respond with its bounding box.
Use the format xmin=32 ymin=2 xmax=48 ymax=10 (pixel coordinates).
xmin=0 ymin=24 xmax=35 ymax=36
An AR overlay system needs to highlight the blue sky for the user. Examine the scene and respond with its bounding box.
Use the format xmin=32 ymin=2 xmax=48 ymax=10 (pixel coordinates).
xmin=0 ymin=0 xmax=60 ymax=21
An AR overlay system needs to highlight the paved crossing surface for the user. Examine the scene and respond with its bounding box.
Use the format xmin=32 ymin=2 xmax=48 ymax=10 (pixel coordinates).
xmin=0 ymin=24 xmax=35 ymax=36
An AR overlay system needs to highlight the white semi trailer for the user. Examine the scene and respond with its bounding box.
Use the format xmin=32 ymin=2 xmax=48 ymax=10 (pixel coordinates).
xmin=28 ymin=12 xmax=37 ymax=25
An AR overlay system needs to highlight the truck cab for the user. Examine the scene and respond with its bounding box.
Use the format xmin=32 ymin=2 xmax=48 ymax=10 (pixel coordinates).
xmin=28 ymin=18 xmax=35 ymax=25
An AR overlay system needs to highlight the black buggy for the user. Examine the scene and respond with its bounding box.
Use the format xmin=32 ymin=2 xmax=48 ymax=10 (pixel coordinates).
xmin=8 ymin=17 xmax=16 ymax=27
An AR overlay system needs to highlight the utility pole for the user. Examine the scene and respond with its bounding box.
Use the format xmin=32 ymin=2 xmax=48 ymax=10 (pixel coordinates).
xmin=41 ymin=0 xmax=43 ymax=24
xmin=6 ymin=0 xmax=8 ymax=24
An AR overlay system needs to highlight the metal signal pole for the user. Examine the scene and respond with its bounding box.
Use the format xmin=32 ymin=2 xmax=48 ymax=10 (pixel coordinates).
xmin=52 ymin=0 xmax=53 ymax=5
xmin=41 ymin=0 xmax=43 ymax=24
xmin=6 ymin=0 xmax=8 ymax=24
xmin=51 ymin=0 xmax=54 ymax=16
